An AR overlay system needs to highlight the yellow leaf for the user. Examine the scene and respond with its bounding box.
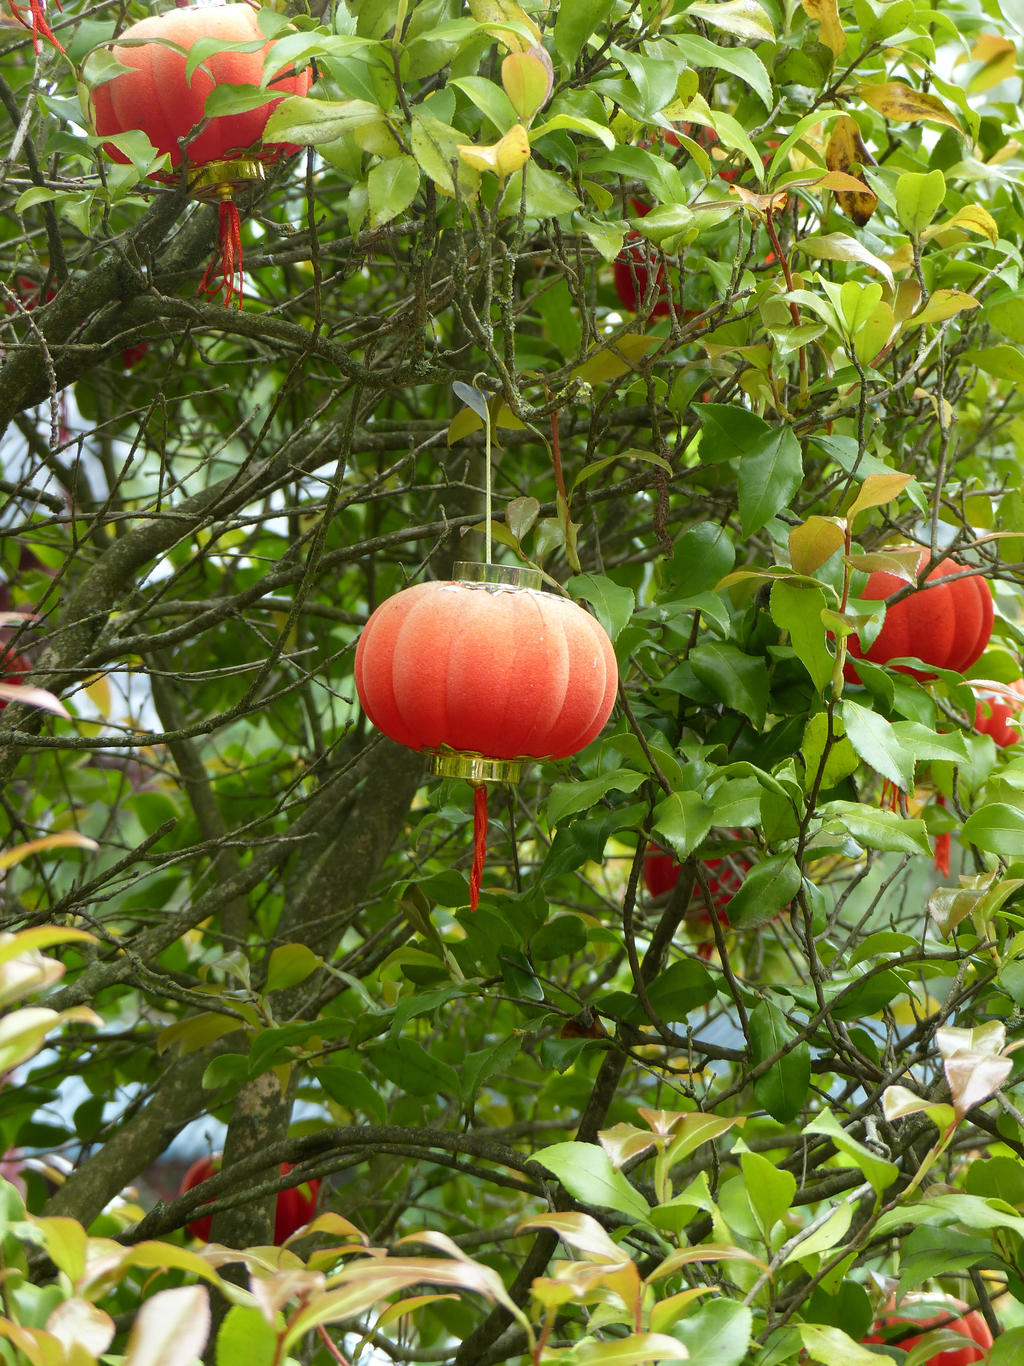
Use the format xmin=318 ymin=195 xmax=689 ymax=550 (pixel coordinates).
xmin=799 ymin=0 xmax=845 ymax=56
xmin=846 ymin=472 xmax=912 ymax=524
xmin=789 ymin=516 xmax=846 ymax=576
xmin=83 ymin=672 xmax=111 ymax=716
xmin=913 ymin=387 xmax=955 ymax=429
xmin=0 ymin=832 xmax=99 ymax=871
xmin=729 ymin=184 xmax=789 ymax=219
xmin=824 ymin=116 xmax=877 ymax=226
xmin=467 ymin=0 xmax=541 ymax=51
xmin=571 ymin=333 xmax=662 ymax=384
xmin=457 ymin=124 xmax=531 ymax=177
xmin=925 ymin=203 xmax=999 ymax=246
xmin=856 ymin=82 xmax=963 ymax=132
xmin=963 ymin=34 xmax=1017 ymax=94
xmin=903 ymin=288 xmax=980 ymax=329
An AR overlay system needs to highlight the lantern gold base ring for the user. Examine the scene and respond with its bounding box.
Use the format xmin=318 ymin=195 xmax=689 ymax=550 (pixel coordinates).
xmin=430 ymin=750 xmax=524 ymax=784
xmin=453 ymin=561 xmax=543 ymax=592
xmin=189 ymin=159 xmax=266 ymax=200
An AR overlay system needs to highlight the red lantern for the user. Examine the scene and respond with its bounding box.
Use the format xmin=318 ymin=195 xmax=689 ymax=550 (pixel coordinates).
xmin=863 ymin=1293 xmax=993 ymax=1366
xmin=846 ymin=553 xmax=993 ymax=682
xmin=974 ymin=678 xmax=1024 ymax=747
xmin=354 ymin=564 xmax=618 ymax=908
xmin=613 ymin=203 xmax=673 ymax=317
xmin=643 ymin=839 xmax=751 ymax=955
xmin=0 ymin=648 xmax=31 ymax=710
xmin=85 ymin=4 xmax=311 ymax=307
xmin=179 ymin=1155 xmax=320 ymax=1244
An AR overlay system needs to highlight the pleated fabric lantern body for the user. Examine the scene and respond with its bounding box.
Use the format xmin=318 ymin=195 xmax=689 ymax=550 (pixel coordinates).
xmin=974 ymin=678 xmax=1024 ymax=747
xmin=355 ymin=564 xmax=618 ymax=907
xmin=87 ymin=4 xmax=311 ymax=305
xmin=846 ymin=553 xmax=993 ymax=682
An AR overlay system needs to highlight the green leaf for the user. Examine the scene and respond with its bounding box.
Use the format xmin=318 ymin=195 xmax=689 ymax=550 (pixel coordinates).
xmin=530 ymin=1141 xmax=651 ymax=1222
xmin=560 ymin=1334 xmax=690 ymax=1364
xmin=367 ymin=155 xmax=420 ymax=228
xmin=314 ymin=1061 xmax=387 ymax=1123
xmin=532 ymin=112 xmax=615 ymax=148
xmin=645 ymin=959 xmax=717 ymax=1020
xmin=804 ymin=1107 xmax=898 ymax=1195
xmin=696 ymin=405 xmax=802 ymax=535
xmin=370 ymin=1037 xmax=460 ymax=1098
xmin=740 ymin=426 xmax=803 ymax=536
xmin=963 ymin=344 xmax=1024 ymax=386
xmin=449 ymin=76 xmax=517 ymax=134
xmin=687 ymin=0 xmax=773 ymax=40
xmin=651 ymin=791 xmax=714 ymax=862
xmin=690 ymin=642 xmax=770 ymax=728
xmin=546 ymin=769 xmax=646 ymax=827
xmin=670 ymin=1297 xmax=753 ymax=1366
xmin=819 ymin=800 xmax=931 ymax=855
xmin=265 ymin=943 xmax=322 ymax=993
xmin=216 ymin=1305 xmax=278 ymax=1366
xmin=962 ymin=802 xmax=1024 ymax=858
xmin=770 ymin=580 xmax=833 ymax=694
xmin=841 ymin=699 xmax=915 ymax=790
xmin=800 ymin=714 xmax=860 ymax=793
xmin=799 ymin=1324 xmax=886 ymax=1366
xmin=531 ymin=915 xmax=588 ymax=962
xmin=723 ymin=855 xmax=800 ymax=929
xmin=664 ymin=522 xmax=736 ymax=595
xmin=749 ymin=1000 xmax=810 ymax=1123
xmin=895 ymin=168 xmax=946 ymax=235
xmin=411 ymin=110 xmax=479 ymax=197
xmin=741 ymin=1149 xmax=796 ymax=1241
xmin=552 ymin=0 xmax=615 ymax=64
xmin=200 ymin=1053 xmax=250 ymax=1092
xmin=566 ymin=573 xmax=635 ymax=642
xmin=798 ymin=234 xmax=894 ymax=289
xmin=263 ymin=95 xmax=386 ymax=145
xmin=672 ymin=34 xmax=772 ymax=109
xmin=781 ymin=1200 xmax=853 ymax=1265
xmin=461 ymin=1034 xmax=523 ymax=1110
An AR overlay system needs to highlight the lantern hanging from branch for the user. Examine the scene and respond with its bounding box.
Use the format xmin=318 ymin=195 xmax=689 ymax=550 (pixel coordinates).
xmin=846 ymin=552 xmax=993 ymax=682
xmin=85 ymin=4 xmax=311 ymax=307
xmin=354 ymin=563 xmax=618 ymax=909
xmin=7 ymin=0 xmax=63 ymax=53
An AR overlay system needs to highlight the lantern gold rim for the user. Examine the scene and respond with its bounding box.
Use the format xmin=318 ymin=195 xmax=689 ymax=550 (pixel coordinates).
xmin=453 ymin=561 xmax=544 ymax=591
xmin=430 ymin=750 xmax=525 ymax=784
xmin=189 ymin=159 xmax=266 ymax=199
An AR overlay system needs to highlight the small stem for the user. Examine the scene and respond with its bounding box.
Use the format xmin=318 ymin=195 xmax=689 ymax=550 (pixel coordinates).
xmin=316 ymin=1325 xmax=353 ymax=1366
xmin=765 ymin=206 xmax=808 ymax=407
xmin=549 ymin=402 xmax=568 ymax=506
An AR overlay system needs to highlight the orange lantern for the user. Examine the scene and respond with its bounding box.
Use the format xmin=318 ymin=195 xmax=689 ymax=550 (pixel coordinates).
xmin=974 ymin=678 xmax=1024 ymax=747
xmin=846 ymin=553 xmax=993 ymax=682
xmin=354 ymin=564 xmax=618 ymax=908
xmin=85 ymin=4 xmax=311 ymax=306
xmin=863 ymin=1293 xmax=993 ymax=1366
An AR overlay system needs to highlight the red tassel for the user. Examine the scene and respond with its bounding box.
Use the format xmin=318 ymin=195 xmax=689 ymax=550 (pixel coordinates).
xmin=9 ymin=0 xmax=64 ymax=52
xmin=469 ymin=784 xmax=488 ymax=911
xmin=934 ymin=794 xmax=950 ymax=877
xmin=199 ymin=197 xmax=244 ymax=309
